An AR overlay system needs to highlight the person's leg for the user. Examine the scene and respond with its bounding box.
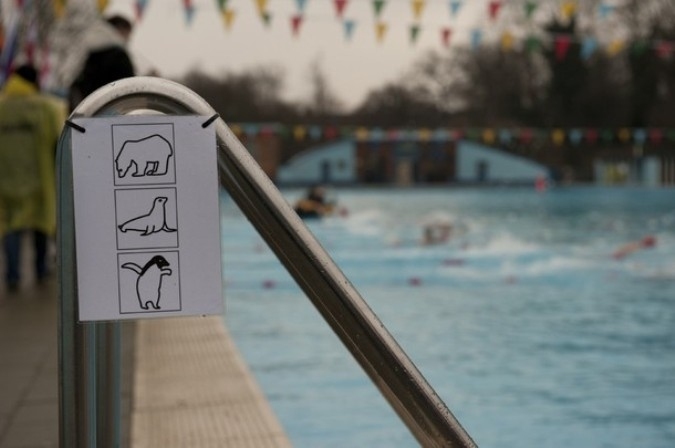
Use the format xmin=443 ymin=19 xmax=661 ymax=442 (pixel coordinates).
xmin=34 ymin=230 xmax=48 ymax=281
xmin=4 ymin=230 xmax=22 ymax=289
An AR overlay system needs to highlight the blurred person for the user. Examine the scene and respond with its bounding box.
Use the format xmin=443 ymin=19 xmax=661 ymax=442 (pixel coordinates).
xmin=0 ymin=64 xmax=61 ymax=291
xmin=612 ymin=235 xmax=657 ymax=260
xmin=293 ymin=184 xmax=337 ymax=219
xmin=67 ymin=13 xmax=135 ymax=111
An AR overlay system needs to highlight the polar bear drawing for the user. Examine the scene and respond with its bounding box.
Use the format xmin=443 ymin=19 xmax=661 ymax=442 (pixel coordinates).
xmin=115 ymin=134 xmax=173 ymax=178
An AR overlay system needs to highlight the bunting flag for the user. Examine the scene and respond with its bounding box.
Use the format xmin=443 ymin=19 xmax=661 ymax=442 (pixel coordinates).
xmin=293 ymin=126 xmax=307 ymax=140
xmin=554 ymin=35 xmax=571 ymax=61
xmin=606 ymin=39 xmax=625 ymax=57
xmin=618 ymin=128 xmax=631 ymax=143
xmin=136 ymin=0 xmax=149 ymax=20
xmin=561 ymin=1 xmax=577 ymax=21
xmin=525 ymin=35 xmax=541 ymax=54
xmin=255 ymin=0 xmax=268 ymax=15
xmin=488 ymin=1 xmax=502 ymax=22
xmin=217 ymin=0 xmax=228 ymax=11
xmin=585 ymin=129 xmax=598 ymax=144
xmin=295 ymin=0 xmax=307 ymax=12
xmin=334 ymin=0 xmax=348 ymax=19
xmin=657 ymin=41 xmax=674 ymax=60
xmin=262 ymin=11 xmax=273 ymax=27
xmin=449 ymin=0 xmax=462 ymax=18
xmin=524 ymin=1 xmax=537 ymax=20
xmin=291 ymin=14 xmax=303 ymax=36
xmin=343 ymin=19 xmax=356 ymax=41
xmin=499 ymin=129 xmax=512 ymax=144
xmin=441 ymin=27 xmax=452 ymax=48
xmin=500 ymin=31 xmax=514 ymax=51
xmin=552 ymin=129 xmax=565 ymax=146
xmin=411 ymin=0 xmax=425 ymax=21
xmin=482 ymin=129 xmax=496 ymax=145
xmin=373 ymin=0 xmax=386 ymax=19
xmin=54 ymin=0 xmax=66 ymax=18
xmin=183 ymin=0 xmax=195 ymax=25
xmin=375 ymin=21 xmax=387 ymax=43
xmin=410 ymin=24 xmax=421 ymax=45
xmin=598 ymin=2 xmax=614 ymax=19
xmin=98 ymin=0 xmax=109 ymax=13
xmin=470 ymin=28 xmax=482 ymax=49
xmin=581 ymin=37 xmax=598 ymax=59
xmin=568 ymin=129 xmax=582 ymax=145
xmin=222 ymin=9 xmax=235 ymax=30
xmin=633 ymin=129 xmax=647 ymax=144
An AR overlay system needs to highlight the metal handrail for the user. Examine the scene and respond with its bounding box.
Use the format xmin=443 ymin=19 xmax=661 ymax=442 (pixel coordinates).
xmin=58 ymin=76 xmax=477 ymax=447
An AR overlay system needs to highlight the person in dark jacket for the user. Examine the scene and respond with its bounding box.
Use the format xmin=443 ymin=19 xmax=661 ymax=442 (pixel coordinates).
xmin=68 ymin=14 xmax=135 ymax=111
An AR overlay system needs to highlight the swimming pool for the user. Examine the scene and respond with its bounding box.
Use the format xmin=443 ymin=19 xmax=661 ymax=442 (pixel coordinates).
xmin=221 ymin=186 xmax=675 ymax=447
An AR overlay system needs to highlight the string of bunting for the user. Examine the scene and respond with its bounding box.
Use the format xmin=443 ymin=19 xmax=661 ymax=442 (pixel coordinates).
xmin=228 ymin=124 xmax=675 ymax=147
xmin=185 ymin=0 xmax=667 ymax=59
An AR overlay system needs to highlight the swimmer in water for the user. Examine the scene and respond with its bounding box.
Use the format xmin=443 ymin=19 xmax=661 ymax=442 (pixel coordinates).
xmin=612 ymin=235 xmax=657 ymax=260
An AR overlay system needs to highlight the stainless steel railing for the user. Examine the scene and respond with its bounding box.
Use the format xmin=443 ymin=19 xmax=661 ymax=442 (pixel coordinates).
xmin=58 ymin=76 xmax=477 ymax=447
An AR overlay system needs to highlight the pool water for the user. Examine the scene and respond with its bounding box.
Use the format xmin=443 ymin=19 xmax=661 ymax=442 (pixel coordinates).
xmin=221 ymin=187 xmax=675 ymax=448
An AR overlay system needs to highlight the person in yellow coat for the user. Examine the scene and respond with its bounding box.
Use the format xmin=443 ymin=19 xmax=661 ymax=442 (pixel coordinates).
xmin=0 ymin=65 xmax=61 ymax=291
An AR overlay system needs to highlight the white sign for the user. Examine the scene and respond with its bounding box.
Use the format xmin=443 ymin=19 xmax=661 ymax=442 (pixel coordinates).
xmin=71 ymin=115 xmax=223 ymax=321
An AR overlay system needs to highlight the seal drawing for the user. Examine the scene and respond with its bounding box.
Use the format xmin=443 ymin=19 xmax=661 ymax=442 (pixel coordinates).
xmin=115 ymin=134 xmax=173 ymax=178
xmin=121 ymin=255 xmax=172 ymax=310
xmin=118 ymin=196 xmax=176 ymax=236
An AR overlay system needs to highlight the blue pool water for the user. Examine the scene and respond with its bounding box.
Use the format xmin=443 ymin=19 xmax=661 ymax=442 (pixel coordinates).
xmin=221 ymin=187 xmax=675 ymax=448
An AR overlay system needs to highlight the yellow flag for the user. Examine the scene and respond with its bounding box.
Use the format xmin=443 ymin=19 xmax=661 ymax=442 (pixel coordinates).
xmin=375 ymin=22 xmax=388 ymax=43
xmin=483 ymin=129 xmax=496 ymax=145
xmin=561 ymin=1 xmax=577 ymax=21
xmin=618 ymin=128 xmax=631 ymax=142
xmin=293 ymin=126 xmax=307 ymax=141
xmin=222 ymin=9 xmax=236 ymax=29
xmin=355 ymin=127 xmax=369 ymax=141
xmin=418 ymin=128 xmax=431 ymax=142
xmin=411 ymin=0 xmax=425 ymax=20
xmin=606 ymin=39 xmax=625 ymax=56
xmin=255 ymin=0 xmax=268 ymax=15
xmin=98 ymin=0 xmax=109 ymax=13
xmin=552 ymin=129 xmax=565 ymax=146
xmin=501 ymin=31 xmax=514 ymax=51
xmin=54 ymin=0 xmax=66 ymax=18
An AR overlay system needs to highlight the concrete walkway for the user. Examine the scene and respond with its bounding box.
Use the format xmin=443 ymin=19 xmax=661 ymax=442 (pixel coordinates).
xmin=0 ymin=280 xmax=58 ymax=448
xmin=0 ymin=277 xmax=290 ymax=447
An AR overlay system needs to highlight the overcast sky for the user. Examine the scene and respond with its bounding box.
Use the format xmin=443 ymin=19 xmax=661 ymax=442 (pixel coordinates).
xmin=113 ymin=0 xmax=489 ymax=109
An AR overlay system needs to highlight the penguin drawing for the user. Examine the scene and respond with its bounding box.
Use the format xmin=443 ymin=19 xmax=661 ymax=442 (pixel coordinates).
xmin=118 ymin=196 xmax=176 ymax=236
xmin=121 ymin=255 xmax=172 ymax=310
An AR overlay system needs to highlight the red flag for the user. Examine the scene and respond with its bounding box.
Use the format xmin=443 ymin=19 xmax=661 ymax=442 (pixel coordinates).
xmin=554 ymin=35 xmax=571 ymax=61
xmin=334 ymin=0 xmax=348 ymax=18
xmin=488 ymin=1 xmax=502 ymax=21
xmin=291 ymin=14 xmax=303 ymax=37
xmin=519 ymin=128 xmax=533 ymax=144
xmin=657 ymin=41 xmax=674 ymax=60
xmin=441 ymin=28 xmax=452 ymax=48
xmin=649 ymin=129 xmax=664 ymax=144
xmin=585 ymin=129 xmax=598 ymax=144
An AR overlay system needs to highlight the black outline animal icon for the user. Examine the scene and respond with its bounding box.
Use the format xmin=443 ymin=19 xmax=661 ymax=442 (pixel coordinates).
xmin=121 ymin=255 xmax=172 ymax=310
xmin=118 ymin=196 xmax=176 ymax=236
xmin=115 ymin=134 xmax=173 ymax=178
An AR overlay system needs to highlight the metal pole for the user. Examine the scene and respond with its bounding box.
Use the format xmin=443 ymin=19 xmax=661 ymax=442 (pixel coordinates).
xmin=60 ymin=77 xmax=477 ymax=447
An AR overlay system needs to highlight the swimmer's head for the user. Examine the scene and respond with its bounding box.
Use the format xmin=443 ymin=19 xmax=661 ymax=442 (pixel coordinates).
xmin=642 ymin=235 xmax=656 ymax=247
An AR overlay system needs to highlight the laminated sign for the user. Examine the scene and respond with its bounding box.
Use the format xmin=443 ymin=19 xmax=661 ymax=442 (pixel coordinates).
xmin=71 ymin=115 xmax=223 ymax=321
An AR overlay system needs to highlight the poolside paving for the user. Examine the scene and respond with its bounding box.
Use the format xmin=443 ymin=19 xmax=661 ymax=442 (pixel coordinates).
xmin=0 ymin=262 xmax=290 ymax=447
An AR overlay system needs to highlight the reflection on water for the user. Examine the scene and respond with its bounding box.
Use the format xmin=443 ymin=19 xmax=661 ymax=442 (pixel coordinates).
xmin=222 ymin=187 xmax=675 ymax=448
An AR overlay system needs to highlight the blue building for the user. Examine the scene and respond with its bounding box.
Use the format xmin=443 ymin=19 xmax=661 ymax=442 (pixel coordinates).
xmin=456 ymin=141 xmax=550 ymax=184
xmin=276 ymin=139 xmax=357 ymax=185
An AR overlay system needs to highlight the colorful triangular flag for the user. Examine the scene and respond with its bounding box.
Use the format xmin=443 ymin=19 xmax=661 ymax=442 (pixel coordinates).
xmin=334 ymin=0 xmax=348 ymax=19
xmin=554 ymin=35 xmax=572 ymax=61
xmin=411 ymin=0 xmax=425 ymax=21
xmin=581 ymin=37 xmax=598 ymax=59
xmin=488 ymin=1 xmax=502 ymax=21
xmin=410 ymin=24 xmax=421 ymax=45
xmin=524 ymin=1 xmax=537 ymax=19
xmin=343 ymin=19 xmax=356 ymax=41
xmin=449 ymin=0 xmax=462 ymax=18
xmin=375 ymin=21 xmax=388 ymax=43
xmin=441 ymin=27 xmax=452 ymax=48
xmin=373 ymin=0 xmax=386 ymax=19
xmin=222 ymin=8 xmax=236 ymax=30
xmin=291 ymin=14 xmax=303 ymax=36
